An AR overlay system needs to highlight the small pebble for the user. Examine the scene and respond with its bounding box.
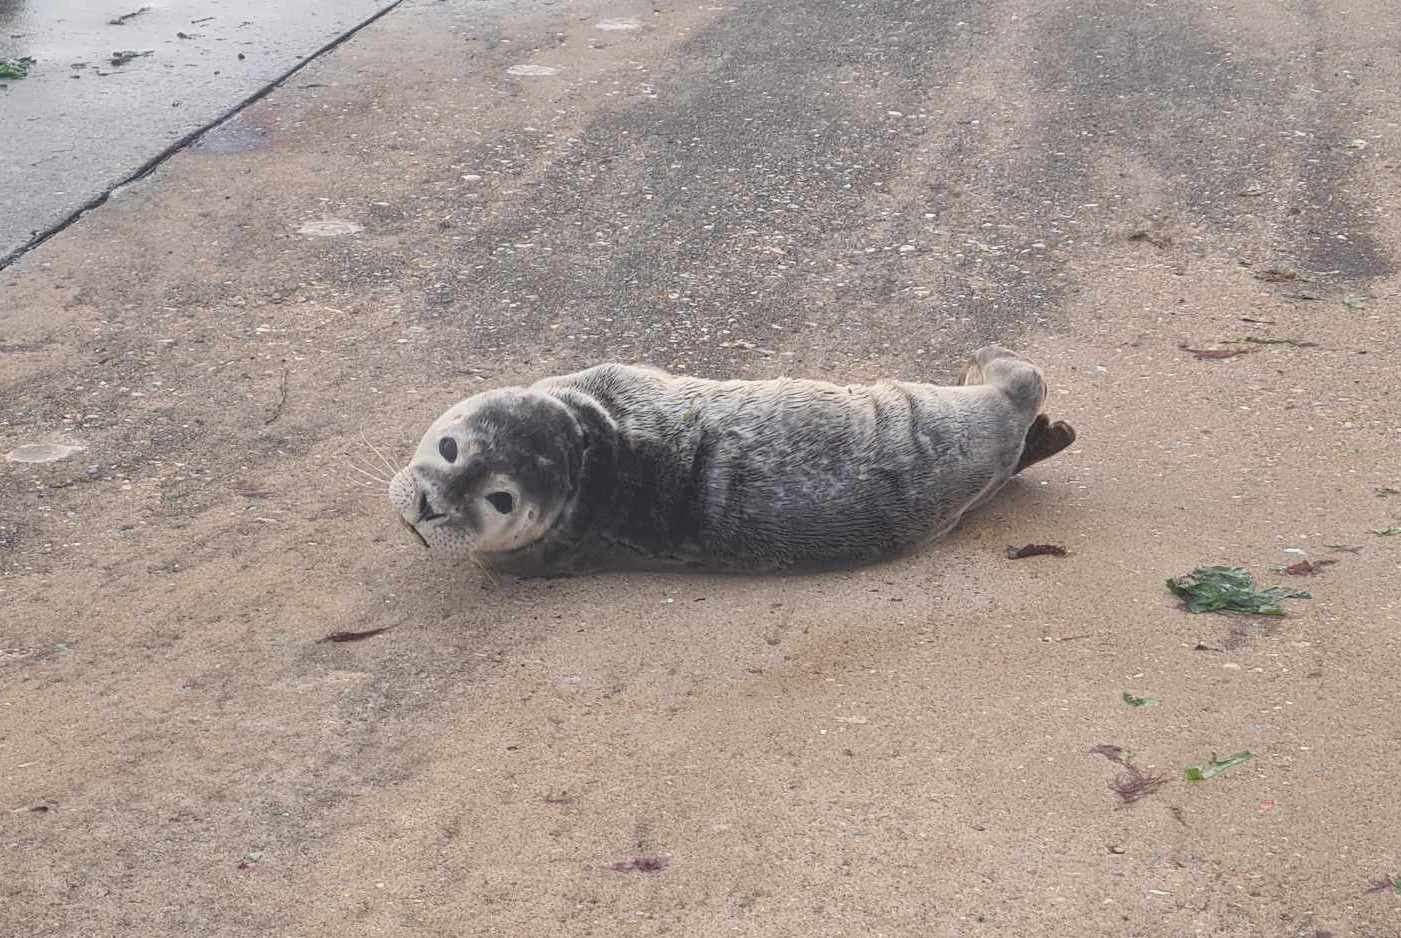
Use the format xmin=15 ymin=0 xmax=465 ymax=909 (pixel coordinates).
xmin=6 ymin=443 xmax=83 ymax=464
xmin=297 ymin=219 xmax=362 ymax=237
xmin=507 ymin=64 xmax=560 ymax=76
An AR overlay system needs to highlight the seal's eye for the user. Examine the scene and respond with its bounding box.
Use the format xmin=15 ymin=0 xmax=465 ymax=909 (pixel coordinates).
xmin=485 ymin=491 xmax=515 ymax=514
xmin=438 ymin=437 xmax=458 ymax=463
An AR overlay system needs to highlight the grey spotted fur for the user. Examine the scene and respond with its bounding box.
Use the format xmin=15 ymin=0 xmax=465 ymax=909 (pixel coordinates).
xmin=390 ymin=345 xmax=1075 ymax=573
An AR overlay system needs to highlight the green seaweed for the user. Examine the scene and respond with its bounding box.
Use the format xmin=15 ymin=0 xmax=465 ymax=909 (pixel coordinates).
xmin=1184 ymin=751 xmax=1253 ymax=782
xmin=1122 ymin=692 xmax=1158 ymax=708
xmin=1372 ymin=527 xmax=1401 ymax=537
xmin=0 ymin=57 xmax=35 ymax=80
xmin=1166 ymin=566 xmax=1310 ymax=616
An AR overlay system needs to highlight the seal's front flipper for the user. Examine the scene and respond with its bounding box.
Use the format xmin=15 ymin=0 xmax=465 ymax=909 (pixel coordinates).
xmin=1014 ymin=414 xmax=1076 ymax=474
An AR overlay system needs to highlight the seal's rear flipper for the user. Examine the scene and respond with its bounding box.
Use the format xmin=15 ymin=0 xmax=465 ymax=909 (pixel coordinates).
xmin=1014 ymin=414 xmax=1076 ymax=474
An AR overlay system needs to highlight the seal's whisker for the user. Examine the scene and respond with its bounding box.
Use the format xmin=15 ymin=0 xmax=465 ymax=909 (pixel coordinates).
xmin=346 ymin=453 xmax=390 ymax=478
xmin=345 ymin=460 xmax=390 ymax=486
xmin=359 ymin=431 xmax=398 ymax=474
xmin=467 ymin=550 xmax=498 ymax=587
xmin=347 ymin=460 xmax=389 ymax=483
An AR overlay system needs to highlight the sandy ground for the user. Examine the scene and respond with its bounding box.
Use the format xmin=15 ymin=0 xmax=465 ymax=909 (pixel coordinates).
xmin=3 ymin=0 xmax=1401 ymax=935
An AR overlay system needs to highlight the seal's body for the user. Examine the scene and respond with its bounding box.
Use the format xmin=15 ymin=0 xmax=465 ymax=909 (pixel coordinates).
xmin=388 ymin=346 xmax=1075 ymax=573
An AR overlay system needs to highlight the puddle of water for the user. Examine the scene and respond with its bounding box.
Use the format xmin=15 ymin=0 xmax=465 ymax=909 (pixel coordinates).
xmin=193 ymin=116 xmax=271 ymax=154
xmin=6 ymin=442 xmax=84 ymax=464
xmin=297 ymin=218 xmax=363 ymax=237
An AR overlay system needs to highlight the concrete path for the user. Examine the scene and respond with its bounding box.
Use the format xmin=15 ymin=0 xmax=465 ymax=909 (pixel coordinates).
xmin=0 ymin=0 xmax=399 ymax=262
xmin=2 ymin=0 xmax=1400 ymax=935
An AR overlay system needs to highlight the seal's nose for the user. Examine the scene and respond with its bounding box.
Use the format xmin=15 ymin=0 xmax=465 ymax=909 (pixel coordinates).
xmin=417 ymin=490 xmax=446 ymax=523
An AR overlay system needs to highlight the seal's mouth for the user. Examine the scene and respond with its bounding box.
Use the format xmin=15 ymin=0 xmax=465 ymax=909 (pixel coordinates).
xmin=416 ymin=491 xmax=446 ymax=523
xmin=398 ymin=515 xmax=431 ymax=549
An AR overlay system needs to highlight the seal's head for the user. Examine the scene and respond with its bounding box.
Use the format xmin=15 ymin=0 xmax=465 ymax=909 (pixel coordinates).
xmin=389 ymin=388 xmax=583 ymax=554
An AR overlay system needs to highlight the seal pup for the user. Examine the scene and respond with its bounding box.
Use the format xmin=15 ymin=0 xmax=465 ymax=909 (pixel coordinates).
xmin=388 ymin=345 xmax=1075 ymax=574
